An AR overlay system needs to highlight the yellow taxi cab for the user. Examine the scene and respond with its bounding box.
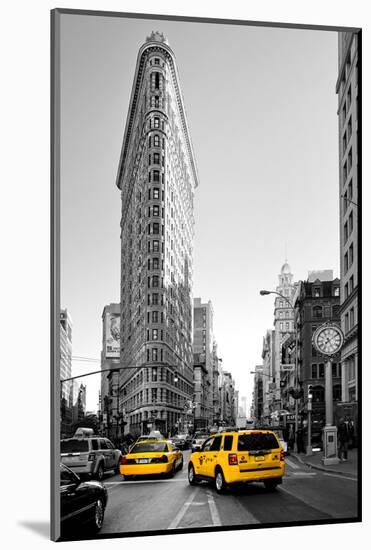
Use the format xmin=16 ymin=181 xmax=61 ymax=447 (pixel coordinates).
xmin=120 ymin=439 xmax=183 ymax=479
xmin=188 ymin=429 xmax=285 ymax=493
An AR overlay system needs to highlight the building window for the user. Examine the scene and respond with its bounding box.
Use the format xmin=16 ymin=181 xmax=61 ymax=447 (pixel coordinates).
xmin=348 ymin=180 xmax=353 ymax=201
xmin=343 ymin=190 xmax=348 ymax=214
xmin=334 ymin=287 xmax=340 ymax=297
xmin=153 ymin=240 xmax=159 ymax=252
xmin=152 ymin=311 xmax=159 ymax=323
xmin=313 ymin=287 xmax=321 ymax=298
xmin=154 ymin=72 xmax=160 ymax=88
xmin=311 ymin=364 xmax=318 ymax=379
xmin=152 ymin=222 xmax=159 ymax=234
xmin=345 ymin=313 xmax=349 ymax=333
xmin=279 ymin=322 xmax=283 ymax=331
xmin=349 ymin=275 xmax=354 ymax=293
xmin=152 ymin=329 xmax=158 ymax=340
xmin=152 ymin=258 xmax=159 ymax=270
xmin=152 ymin=276 xmax=159 ymax=288
xmin=344 ymin=251 xmax=349 ymax=273
xmin=319 ymin=364 xmax=325 ymax=378
xmin=343 ymin=161 xmax=347 ymax=183
xmin=349 ymin=307 xmax=355 ymax=328
xmin=154 ymin=58 xmax=160 ymax=65
xmin=154 ymin=117 xmax=160 ymax=128
xmin=153 ymin=188 xmax=160 ymax=200
xmin=333 ymin=385 xmax=342 ymax=401
xmin=344 ymin=282 xmax=349 ymax=299
xmin=348 ymin=148 xmax=352 ymax=172
xmin=285 ymin=322 xmax=290 ymax=330
xmin=152 ymin=293 xmax=159 ymax=305
xmin=313 ymin=306 xmax=323 ymax=318
xmin=349 ymin=210 xmax=354 ymax=234
xmin=153 ymin=205 xmax=160 ymax=217
xmin=312 ymin=386 xmax=324 ymax=403
xmin=344 ymin=221 xmax=348 ymax=243
xmin=153 ymin=153 xmax=160 ymax=164
xmin=349 ymin=243 xmax=354 ymax=266
xmin=154 ymin=135 xmax=160 ymax=147
xmin=153 ymin=170 xmax=160 ymax=182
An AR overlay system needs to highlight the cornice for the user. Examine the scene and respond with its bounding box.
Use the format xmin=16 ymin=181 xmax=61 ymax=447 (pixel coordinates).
xmin=116 ymin=40 xmax=199 ymax=191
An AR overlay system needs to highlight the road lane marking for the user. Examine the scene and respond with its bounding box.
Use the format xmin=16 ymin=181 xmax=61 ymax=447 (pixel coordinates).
xmin=206 ymin=489 xmax=222 ymax=526
xmin=167 ymin=487 xmax=200 ymax=530
xmin=285 ymin=458 xmax=300 ymax=469
xmin=323 ymin=473 xmax=357 ymax=482
xmin=292 ymin=472 xmax=317 ymax=476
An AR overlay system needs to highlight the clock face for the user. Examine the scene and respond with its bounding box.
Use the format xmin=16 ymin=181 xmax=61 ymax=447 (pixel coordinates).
xmin=313 ymin=325 xmax=344 ymax=356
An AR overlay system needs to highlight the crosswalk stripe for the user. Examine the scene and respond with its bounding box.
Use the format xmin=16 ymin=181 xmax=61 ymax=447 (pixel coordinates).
xmin=285 ymin=457 xmax=300 ymax=469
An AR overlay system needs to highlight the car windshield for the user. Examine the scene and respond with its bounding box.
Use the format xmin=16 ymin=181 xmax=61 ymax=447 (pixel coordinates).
xmin=130 ymin=442 xmax=169 ymax=453
xmin=238 ymin=433 xmax=279 ymax=451
xmin=61 ymin=439 xmax=89 ymax=453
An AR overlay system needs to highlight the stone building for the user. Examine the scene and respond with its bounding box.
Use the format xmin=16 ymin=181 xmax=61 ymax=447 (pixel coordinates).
xmin=336 ymin=32 xmax=359 ymax=413
xmin=272 ymin=261 xmax=299 ymax=417
xmin=116 ymin=32 xmax=198 ymax=436
xmin=100 ymin=303 xmax=121 ymax=442
xmin=292 ymin=275 xmax=341 ymax=439
xmin=60 ymin=309 xmax=73 ymax=437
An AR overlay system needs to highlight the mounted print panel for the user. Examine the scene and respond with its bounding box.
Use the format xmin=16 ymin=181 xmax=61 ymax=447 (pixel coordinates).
xmin=51 ymin=8 xmax=361 ymax=542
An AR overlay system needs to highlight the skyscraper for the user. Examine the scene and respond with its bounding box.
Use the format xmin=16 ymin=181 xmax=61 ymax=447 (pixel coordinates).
xmin=116 ymin=32 xmax=199 ymax=436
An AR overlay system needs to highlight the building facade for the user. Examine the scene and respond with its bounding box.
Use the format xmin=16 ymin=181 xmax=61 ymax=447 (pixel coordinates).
xmin=336 ymin=32 xmax=359 ymax=410
xmin=272 ymin=261 xmax=298 ymax=415
xmin=293 ymin=276 xmax=341 ymax=440
xmin=261 ymin=329 xmax=276 ymax=423
xmin=60 ymin=309 xmax=73 ymax=437
xmin=252 ymin=365 xmax=264 ymax=424
xmin=116 ymin=32 xmax=198 ymax=436
xmin=193 ymin=298 xmax=215 ymax=425
xmin=100 ymin=303 xmax=121 ymax=442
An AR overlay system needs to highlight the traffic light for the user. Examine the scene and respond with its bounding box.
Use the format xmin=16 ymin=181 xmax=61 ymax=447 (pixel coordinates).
xmin=308 ymin=385 xmax=313 ymax=399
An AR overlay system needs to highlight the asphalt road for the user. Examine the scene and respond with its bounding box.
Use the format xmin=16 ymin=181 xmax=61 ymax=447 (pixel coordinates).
xmin=100 ymin=451 xmax=358 ymax=535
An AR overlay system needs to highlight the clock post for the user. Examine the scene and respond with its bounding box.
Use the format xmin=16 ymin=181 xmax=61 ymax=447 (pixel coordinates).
xmin=312 ymin=323 xmax=344 ymax=466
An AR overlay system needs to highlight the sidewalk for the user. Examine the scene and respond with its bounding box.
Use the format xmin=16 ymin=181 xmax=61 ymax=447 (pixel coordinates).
xmin=291 ymin=448 xmax=358 ymax=477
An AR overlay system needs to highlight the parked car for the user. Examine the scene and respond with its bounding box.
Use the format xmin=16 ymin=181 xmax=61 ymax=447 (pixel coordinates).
xmin=61 ymin=436 xmax=121 ymax=480
xmin=171 ymin=434 xmax=189 ymax=450
xmin=120 ymin=440 xmax=183 ymax=479
xmin=60 ymin=463 xmax=108 ymax=535
xmin=188 ymin=429 xmax=285 ymax=494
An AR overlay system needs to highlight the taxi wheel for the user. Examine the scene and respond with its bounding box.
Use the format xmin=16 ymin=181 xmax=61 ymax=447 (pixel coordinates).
xmin=214 ymin=468 xmax=227 ymax=494
xmin=188 ymin=463 xmax=199 ymax=485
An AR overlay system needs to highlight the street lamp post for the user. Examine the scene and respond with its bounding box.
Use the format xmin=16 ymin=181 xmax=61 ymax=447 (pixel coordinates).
xmin=260 ymin=289 xmax=300 ymax=452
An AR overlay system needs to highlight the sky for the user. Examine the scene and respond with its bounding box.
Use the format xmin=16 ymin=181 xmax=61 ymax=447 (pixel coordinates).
xmin=60 ymin=13 xmax=339 ymax=413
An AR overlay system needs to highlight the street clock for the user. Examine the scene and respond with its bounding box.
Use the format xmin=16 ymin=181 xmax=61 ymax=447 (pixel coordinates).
xmin=312 ymin=323 xmax=344 ymax=356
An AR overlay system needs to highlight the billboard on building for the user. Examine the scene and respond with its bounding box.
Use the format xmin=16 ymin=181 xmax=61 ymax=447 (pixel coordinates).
xmin=105 ymin=312 xmax=120 ymax=358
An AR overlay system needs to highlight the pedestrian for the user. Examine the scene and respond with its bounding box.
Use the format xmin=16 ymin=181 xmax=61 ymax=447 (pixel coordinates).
xmin=338 ymin=417 xmax=350 ymax=461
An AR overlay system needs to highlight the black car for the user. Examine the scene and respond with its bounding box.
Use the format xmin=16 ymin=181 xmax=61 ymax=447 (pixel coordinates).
xmin=60 ymin=463 xmax=108 ymax=536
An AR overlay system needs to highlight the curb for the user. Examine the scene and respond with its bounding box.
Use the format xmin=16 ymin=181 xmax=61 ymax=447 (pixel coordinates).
xmin=291 ymin=453 xmax=357 ymax=478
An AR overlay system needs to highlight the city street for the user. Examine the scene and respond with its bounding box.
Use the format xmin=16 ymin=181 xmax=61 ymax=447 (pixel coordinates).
xmin=100 ymin=451 xmax=358 ymax=534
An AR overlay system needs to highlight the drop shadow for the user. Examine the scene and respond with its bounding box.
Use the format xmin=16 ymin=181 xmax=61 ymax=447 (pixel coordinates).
xmin=18 ymin=521 xmax=50 ymax=539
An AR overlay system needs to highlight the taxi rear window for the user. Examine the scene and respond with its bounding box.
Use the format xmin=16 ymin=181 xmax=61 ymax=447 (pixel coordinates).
xmin=61 ymin=439 xmax=89 ymax=453
xmin=238 ymin=433 xmax=279 ymax=451
xmin=130 ymin=442 xmax=169 ymax=453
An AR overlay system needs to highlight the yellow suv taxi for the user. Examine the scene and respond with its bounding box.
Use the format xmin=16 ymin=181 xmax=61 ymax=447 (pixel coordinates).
xmin=188 ymin=429 xmax=285 ymax=493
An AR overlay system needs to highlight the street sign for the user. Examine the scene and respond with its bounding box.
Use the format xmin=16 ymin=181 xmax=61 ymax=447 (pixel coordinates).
xmin=280 ymin=364 xmax=295 ymax=371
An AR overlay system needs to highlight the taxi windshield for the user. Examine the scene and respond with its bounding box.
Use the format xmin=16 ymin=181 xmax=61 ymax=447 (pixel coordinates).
xmin=130 ymin=442 xmax=169 ymax=453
